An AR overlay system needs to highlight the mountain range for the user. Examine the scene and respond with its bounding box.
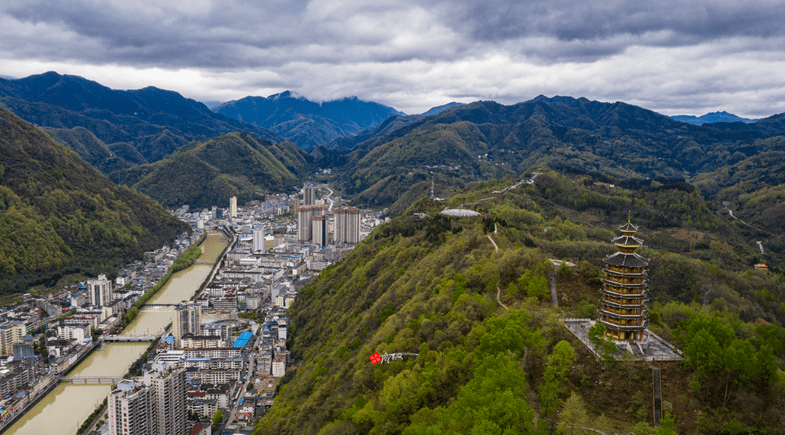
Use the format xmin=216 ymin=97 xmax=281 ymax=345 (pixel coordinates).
xmin=1 ymin=72 xmax=784 ymax=258
xmin=0 ymin=72 xmax=281 ymax=167
xmin=213 ymin=91 xmax=404 ymax=151
xmin=316 ymin=96 xmax=785 ymax=213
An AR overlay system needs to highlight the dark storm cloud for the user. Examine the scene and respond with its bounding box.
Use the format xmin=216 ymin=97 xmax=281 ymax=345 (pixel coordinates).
xmin=4 ymin=0 xmax=785 ymax=67
xmin=2 ymin=0 xmax=316 ymax=68
xmin=443 ymin=0 xmax=785 ymax=43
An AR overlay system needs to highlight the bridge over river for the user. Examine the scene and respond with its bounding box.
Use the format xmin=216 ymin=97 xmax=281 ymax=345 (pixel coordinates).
xmin=60 ymin=376 xmax=125 ymax=384
xmin=103 ymin=334 xmax=159 ymax=342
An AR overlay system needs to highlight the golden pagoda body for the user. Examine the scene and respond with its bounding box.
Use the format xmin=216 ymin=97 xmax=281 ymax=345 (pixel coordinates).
xmin=599 ymin=221 xmax=649 ymax=341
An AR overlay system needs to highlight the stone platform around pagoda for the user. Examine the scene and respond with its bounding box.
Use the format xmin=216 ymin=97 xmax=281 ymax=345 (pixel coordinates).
xmin=563 ymin=319 xmax=684 ymax=362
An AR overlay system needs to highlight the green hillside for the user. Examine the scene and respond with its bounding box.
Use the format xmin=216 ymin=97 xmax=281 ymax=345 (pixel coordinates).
xmin=256 ymin=171 xmax=785 ymax=435
xmin=0 ymin=108 xmax=189 ymax=294
xmin=118 ymin=132 xmax=311 ymax=209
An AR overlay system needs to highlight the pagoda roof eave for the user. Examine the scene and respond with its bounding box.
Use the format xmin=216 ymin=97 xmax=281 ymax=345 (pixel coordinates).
xmin=603 ymin=252 xmax=649 ymax=268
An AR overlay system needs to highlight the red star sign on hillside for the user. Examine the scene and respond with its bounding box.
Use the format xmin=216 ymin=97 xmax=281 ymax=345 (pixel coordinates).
xmin=369 ymin=352 xmax=381 ymax=364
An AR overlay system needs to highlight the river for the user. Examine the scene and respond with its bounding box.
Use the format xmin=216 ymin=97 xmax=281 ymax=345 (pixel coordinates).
xmin=5 ymin=231 xmax=228 ymax=435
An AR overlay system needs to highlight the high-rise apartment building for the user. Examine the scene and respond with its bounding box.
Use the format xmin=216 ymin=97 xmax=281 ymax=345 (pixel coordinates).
xmin=229 ymin=196 xmax=237 ymax=218
xmin=334 ymin=207 xmax=361 ymax=244
xmin=173 ymin=303 xmax=202 ymax=348
xmin=145 ymin=367 xmax=187 ymax=435
xmin=108 ymin=379 xmax=155 ymax=435
xmin=0 ymin=322 xmax=27 ymax=356
xmin=107 ymin=367 xmax=186 ymax=435
xmin=253 ymin=227 xmax=266 ymax=253
xmin=87 ymin=274 xmax=113 ymax=306
xmin=297 ymin=206 xmax=324 ymax=242
xmin=303 ymin=184 xmax=316 ymax=206
xmin=312 ymin=215 xmax=328 ymax=247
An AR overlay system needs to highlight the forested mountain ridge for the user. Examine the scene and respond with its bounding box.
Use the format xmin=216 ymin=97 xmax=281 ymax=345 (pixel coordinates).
xmin=214 ymin=91 xmax=404 ymax=151
xmin=325 ymin=96 xmax=785 ymax=213
xmin=0 ymin=107 xmax=189 ymax=293
xmin=113 ymin=132 xmax=311 ymax=209
xmin=256 ymin=171 xmax=785 ymax=434
xmin=0 ymin=72 xmax=282 ymax=165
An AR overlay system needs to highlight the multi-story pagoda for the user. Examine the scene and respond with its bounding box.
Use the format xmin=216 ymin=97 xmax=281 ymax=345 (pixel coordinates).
xmin=599 ymin=220 xmax=649 ymax=341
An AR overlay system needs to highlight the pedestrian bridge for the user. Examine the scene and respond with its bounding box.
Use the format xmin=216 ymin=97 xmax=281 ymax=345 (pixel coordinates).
xmin=60 ymin=376 xmax=125 ymax=384
xmin=104 ymin=334 xmax=158 ymax=342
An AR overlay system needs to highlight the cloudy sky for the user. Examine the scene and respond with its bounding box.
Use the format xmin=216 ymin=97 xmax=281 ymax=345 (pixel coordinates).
xmin=2 ymin=0 xmax=784 ymax=116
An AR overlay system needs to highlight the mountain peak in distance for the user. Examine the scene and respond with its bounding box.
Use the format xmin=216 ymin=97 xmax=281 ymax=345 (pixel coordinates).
xmin=671 ymin=111 xmax=759 ymax=125
xmin=421 ymin=102 xmax=465 ymax=117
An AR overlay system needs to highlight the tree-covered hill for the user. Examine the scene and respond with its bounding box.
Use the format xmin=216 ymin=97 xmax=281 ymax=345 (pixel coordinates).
xmin=114 ymin=132 xmax=311 ymax=209
xmin=214 ymin=91 xmax=404 ymax=151
xmin=0 ymin=108 xmax=189 ymax=294
xmin=257 ymin=171 xmax=785 ymax=435
xmin=0 ymin=72 xmax=282 ymax=165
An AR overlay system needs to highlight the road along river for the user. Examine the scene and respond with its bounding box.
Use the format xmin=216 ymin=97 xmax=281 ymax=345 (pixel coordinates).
xmin=4 ymin=231 xmax=228 ymax=435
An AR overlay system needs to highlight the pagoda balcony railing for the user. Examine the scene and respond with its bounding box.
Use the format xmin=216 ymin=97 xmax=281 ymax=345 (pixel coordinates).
xmin=602 ymin=278 xmax=647 ymax=288
xmin=598 ymin=318 xmax=648 ymax=331
xmin=602 ymin=268 xmax=647 ymax=278
xmin=600 ymin=287 xmax=649 ymax=299
xmin=604 ymin=264 xmax=645 ymax=273
xmin=599 ymin=309 xmax=648 ymax=319
xmin=601 ymin=287 xmax=647 ymax=298
xmin=600 ymin=298 xmax=648 ymax=309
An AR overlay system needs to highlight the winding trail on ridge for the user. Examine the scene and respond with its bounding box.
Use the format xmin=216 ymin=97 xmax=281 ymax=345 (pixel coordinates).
xmin=487 ymin=233 xmax=508 ymax=310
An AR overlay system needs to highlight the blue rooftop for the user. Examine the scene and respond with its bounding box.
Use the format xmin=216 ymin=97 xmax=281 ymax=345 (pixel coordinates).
xmin=232 ymin=331 xmax=253 ymax=348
